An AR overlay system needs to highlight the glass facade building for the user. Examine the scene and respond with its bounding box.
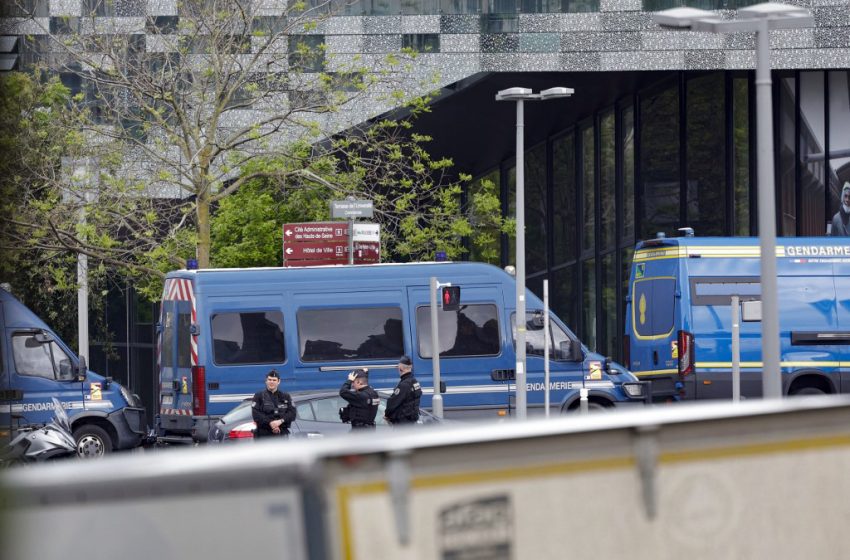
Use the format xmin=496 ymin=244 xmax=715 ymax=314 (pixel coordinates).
xmin=469 ymin=69 xmax=850 ymax=362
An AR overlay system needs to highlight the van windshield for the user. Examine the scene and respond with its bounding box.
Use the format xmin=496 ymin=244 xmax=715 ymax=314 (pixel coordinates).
xmin=632 ymin=277 xmax=676 ymax=338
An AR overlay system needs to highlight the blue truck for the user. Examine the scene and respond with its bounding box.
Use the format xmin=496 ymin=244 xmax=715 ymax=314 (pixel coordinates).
xmin=625 ymin=235 xmax=850 ymax=400
xmin=156 ymin=261 xmax=647 ymax=442
xmin=0 ymin=287 xmax=147 ymax=456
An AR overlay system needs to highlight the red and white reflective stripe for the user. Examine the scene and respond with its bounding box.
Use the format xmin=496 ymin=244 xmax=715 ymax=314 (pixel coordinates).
xmin=160 ymin=408 xmax=193 ymax=416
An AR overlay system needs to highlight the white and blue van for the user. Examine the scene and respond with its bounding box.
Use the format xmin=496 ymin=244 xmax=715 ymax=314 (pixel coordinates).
xmin=0 ymin=287 xmax=147 ymax=456
xmin=156 ymin=262 xmax=647 ymax=442
xmin=625 ymin=235 xmax=850 ymax=400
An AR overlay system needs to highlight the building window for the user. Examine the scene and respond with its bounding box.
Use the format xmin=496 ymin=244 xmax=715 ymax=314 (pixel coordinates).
xmin=620 ymin=103 xmax=636 ymax=243
xmin=582 ymin=258 xmax=596 ymax=350
xmin=778 ymin=75 xmax=797 ymax=235
xmin=639 ymin=79 xmax=680 ymax=238
xmin=0 ymin=0 xmax=48 ymax=17
xmin=481 ymin=14 xmax=519 ymax=33
xmin=732 ymin=77 xmax=750 ymax=236
xmin=553 ymin=131 xmax=576 ymax=264
xmin=580 ymin=121 xmax=595 ymax=252
xmin=402 ymin=34 xmax=440 ymax=53
xmin=828 ymin=70 xmax=850 ymax=235
xmin=526 ymin=143 xmax=548 ymax=274
xmin=686 ymin=72 xmax=726 ymax=236
xmin=440 ymin=0 xmax=483 ymax=14
xmin=289 ymin=35 xmax=325 ymax=73
xmin=402 ymin=0 xmax=441 ymax=13
xmin=146 ymin=16 xmax=179 ymax=34
xmin=799 ymin=71 xmax=826 ymax=236
xmin=552 ymin=264 xmax=577 ymax=333
xmin=600 ymin=253 xmax=617 ymax=359
xmin=599 ymin=109 xmax=615 ymax=250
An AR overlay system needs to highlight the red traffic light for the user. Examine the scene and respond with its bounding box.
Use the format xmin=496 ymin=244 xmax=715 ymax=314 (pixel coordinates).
xmin=441 ymin=286 xmax=460 ymax=311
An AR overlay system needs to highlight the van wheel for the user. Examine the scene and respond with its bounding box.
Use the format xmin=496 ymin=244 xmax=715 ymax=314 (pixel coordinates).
xmin=563 ymin=400 xmax=611 ymax=413
xmin=73 ymin=425 xmax=113 ymax=458
xmin=790 ymin=387 xmax=825 ymax=396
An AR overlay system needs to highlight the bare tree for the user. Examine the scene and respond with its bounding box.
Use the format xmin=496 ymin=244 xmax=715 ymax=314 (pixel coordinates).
xmin=5 ymin=0 xmax=435 ymax=276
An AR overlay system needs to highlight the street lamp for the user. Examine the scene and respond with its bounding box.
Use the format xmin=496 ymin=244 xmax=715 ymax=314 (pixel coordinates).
xmin=496 ymin=86 xmax=573 ymax=419
xmin=652 ymin=3 xmax=813 ymax=399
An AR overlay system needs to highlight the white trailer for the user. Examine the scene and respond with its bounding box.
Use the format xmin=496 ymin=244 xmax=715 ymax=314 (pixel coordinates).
xmin=3 ymin=397 xmax=850 ymax=560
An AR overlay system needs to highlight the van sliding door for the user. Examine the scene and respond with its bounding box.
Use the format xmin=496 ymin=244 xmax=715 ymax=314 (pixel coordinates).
xmin=407 ymin=285 xmax=510 ymax=415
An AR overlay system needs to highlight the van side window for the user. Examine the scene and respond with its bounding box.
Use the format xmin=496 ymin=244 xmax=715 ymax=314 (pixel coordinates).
xmin=511 ymin=312 xmax=574 ymax=360
xmin=416 ymin=305 xmax=500 ymax=358
xmin=691 ymin=277 xmax=761 ymax=306
xmin=12 ymin=333 xmax=74 ymax=380
xmin=211 ymin=311 xmax=285 ymax=365
xmin=632 ymin=277 xmax=676 ymax=337
xmin=298 ymin=307 xmax=403 ymax=361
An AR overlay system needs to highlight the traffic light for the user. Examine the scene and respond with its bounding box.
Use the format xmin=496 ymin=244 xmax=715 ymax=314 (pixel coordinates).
xmin=441 ymin=285 xmax=460 ymax=311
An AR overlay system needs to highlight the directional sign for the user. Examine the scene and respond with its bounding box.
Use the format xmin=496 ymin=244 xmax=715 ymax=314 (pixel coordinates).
xmin=283 ymin=241 xmax=380 ymax=261
xmin=352 ymin=223 xmax=380 ymax=242
xmin=331 ymin=199 xmax=373 ymax=219
xmin=283 ymin=222 xmax=348 ymax=243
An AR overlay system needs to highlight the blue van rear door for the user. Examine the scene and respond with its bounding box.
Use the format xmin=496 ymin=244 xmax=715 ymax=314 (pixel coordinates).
xmin=630 ymin=259 xmax=680 ymax=389
xmin=407 ymin=285 xmax=510 ymax=412
xmin=159 ymin=300 xmax=194 ymax=418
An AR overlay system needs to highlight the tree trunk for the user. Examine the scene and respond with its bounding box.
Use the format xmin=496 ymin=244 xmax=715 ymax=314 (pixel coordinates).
xmin=197 ymin=186 xmax=211 ymax=269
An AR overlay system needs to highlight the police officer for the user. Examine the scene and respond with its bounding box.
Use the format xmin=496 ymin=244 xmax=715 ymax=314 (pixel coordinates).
xmin=339 ymin=368 xmax=380 ymax=430
xmin=384 ymin=355 xmax=422 ymax=425
xmin=251 ymin=369 xmax=296 ymax=438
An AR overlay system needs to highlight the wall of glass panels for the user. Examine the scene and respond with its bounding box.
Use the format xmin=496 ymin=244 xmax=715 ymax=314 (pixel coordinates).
xmin=472 ymin=69 xmax=850 ymax=360
xmin=777 ymin=70 xmax=850 ymax=237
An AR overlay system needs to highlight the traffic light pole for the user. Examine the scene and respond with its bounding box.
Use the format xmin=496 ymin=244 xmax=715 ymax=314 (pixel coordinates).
xmin=429 ymin=276 xmax=444 ymax=418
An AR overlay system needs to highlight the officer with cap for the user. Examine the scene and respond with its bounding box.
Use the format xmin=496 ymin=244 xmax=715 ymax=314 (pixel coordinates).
xmin=384 ymin=355 xmax=422 ymax=425
xmin=251 ymin=369 xmax=296 ymax=438
xmin=339 ymin=368 xmax=380 ymax=429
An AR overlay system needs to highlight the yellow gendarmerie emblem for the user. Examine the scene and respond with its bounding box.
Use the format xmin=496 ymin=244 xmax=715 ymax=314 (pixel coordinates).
xmin=587 ymin=361 xmax=602 ymax=380
xmin=639 ymin=293 xmax=647 ymax=325
xmin=181 ymin=376 xmax=189 ymax=394
xmin=90 ymin=382 xmax=102 ymax=400
xmin=671 ymin=341 xmax=678 ymax=359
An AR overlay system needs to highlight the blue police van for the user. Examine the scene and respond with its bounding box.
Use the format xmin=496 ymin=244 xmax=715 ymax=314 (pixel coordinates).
xmin=625 ymin=235 xmax=850 ymax=400
xmin=0 ymin=287 xmax=147 ymax=456
xmin=156 ymin=262 xmax=647 ymax=442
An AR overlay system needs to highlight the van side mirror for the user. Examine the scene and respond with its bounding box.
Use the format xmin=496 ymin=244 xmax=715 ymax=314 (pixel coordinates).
xmin=34 ymin=332 xmax=54 ymax=344
xmin=560 ymin=340 xmax=582 ymax=362
xmin=76 ymin=355 xmax=88 ymax=381
xmin=530 ymin=311 xmax=545 ymax=328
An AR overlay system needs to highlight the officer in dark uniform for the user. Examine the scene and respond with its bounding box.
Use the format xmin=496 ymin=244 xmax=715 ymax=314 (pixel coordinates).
xmin=251 ymin=369 xmax=296 ymax=438
xmin=339 ymin=368 xmax=380 ymax=430
xmin=384 ymin=355 xmax=422 ymax=425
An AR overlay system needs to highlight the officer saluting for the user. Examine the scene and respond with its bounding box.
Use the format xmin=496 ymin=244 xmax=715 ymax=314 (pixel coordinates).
xmin=251 ymin=369 xmax=296 ymax=438
xmin=339 ymin=368 xmax=380 ymax=429
xmin=384 ymin=355 xmax=422 ymax=425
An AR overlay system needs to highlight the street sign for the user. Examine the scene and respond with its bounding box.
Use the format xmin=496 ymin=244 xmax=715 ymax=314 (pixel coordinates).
xmin=331 ymin=199 xmax=373 ymax=219
xmin=283 ymin=222 xmax=348 ymax=243
xmin=283 ymin=241 xmax=380 ymax=262
xmin=352 ymin=223 xmax=380 ymax=242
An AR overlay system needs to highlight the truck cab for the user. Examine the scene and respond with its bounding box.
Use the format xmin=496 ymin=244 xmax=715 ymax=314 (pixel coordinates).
xmin=0 ymin=287 xmax=147 ymax=456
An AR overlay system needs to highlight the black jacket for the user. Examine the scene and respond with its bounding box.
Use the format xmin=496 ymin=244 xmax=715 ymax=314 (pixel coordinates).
xmin=385 ymin=372 xmax=422 ymax=424
xmin=251 ymin=389 xmax=296 ymax=437
xmin=339 ymin=381 xmax=380 ymax=428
